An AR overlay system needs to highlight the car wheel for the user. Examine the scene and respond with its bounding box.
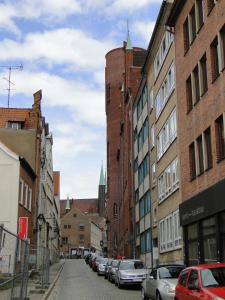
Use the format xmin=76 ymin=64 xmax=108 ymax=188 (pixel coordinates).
xmin=141 ymin=287 xmax=149 ymax=300
xmin=156 ymin=292 xmax=162 ymax=300
xmin=118 ymin=280 xmax=122 ymax=289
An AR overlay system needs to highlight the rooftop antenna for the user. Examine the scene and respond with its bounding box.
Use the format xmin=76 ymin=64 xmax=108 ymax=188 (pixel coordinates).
xmin=0 ymin=64 xmax=23 ymax=108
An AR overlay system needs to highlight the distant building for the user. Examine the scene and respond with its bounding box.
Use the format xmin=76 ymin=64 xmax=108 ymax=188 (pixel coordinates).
xmin=167 ymin=0 xmax=225 ymax=265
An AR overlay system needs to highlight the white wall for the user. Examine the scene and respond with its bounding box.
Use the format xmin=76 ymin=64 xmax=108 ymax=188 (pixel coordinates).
xmin=0 ymin=145 xmax=19 ymax=234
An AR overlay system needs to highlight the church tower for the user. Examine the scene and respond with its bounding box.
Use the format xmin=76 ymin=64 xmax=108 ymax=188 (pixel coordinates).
xmin=98 ymin=164 xmax=106 ymax=217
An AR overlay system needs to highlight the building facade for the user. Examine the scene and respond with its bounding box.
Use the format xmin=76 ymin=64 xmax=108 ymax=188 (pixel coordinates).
xmin=105 ymin=39 xmax=146 ymax=258
xmin=167 ymin=0 xmax=225 ymax=265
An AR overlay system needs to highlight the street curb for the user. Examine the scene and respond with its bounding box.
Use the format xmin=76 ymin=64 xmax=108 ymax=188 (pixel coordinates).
xmin=41 ymin=260 xmax=66 ymax=300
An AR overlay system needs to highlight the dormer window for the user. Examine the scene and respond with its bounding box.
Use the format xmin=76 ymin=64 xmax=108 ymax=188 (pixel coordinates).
xmin=6 ymin=121 xmax=23 ymax=129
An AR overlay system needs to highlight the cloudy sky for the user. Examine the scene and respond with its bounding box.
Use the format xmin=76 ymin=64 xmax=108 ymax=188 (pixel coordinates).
xmin=0 ymin=0 xmax=162 ymax=199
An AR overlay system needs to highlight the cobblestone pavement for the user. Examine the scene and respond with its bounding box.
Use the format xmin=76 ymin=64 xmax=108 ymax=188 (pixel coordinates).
xmin=49 ymin=259 xmax=142 ymax=300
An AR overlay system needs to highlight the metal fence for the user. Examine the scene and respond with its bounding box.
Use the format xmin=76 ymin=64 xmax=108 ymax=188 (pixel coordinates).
xmin=0 ymin=225 xmax=29 ymax=300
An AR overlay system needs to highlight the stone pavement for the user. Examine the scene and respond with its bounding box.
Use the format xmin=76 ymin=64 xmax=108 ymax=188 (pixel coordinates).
xmin=28 ymin=259 xmax=65 ymax=300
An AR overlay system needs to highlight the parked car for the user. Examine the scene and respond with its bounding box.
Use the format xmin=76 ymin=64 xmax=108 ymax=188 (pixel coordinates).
xmin=89 ymin=253 xmax=97 ymax=268
xmin=85 ymin=253 xmax=91 ymax=264
xmin=115 ymin=259 xmax=147 ymax=289
xmin=175 ymin=263 xmax=225 ymax=300
xmin=97 ymin=258 xmax=108 ymax=275
xmin=104 ymin=259 xmax=112 ymax=279
xmin=141 ymin=264 xmax=185 ymax=300
xmin=108 ymin=259 xmax=120 ymax=283
xmin=92 ymin=255 xmax=103 ymax=272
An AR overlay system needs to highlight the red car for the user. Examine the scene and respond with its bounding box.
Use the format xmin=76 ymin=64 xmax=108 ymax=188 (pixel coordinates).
xmin=175 ymin=263 xmax=225 ymax=300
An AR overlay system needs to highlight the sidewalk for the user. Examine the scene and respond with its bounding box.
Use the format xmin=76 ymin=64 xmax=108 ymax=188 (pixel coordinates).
xmin=28 ymin=259 xmax=65 ymax=300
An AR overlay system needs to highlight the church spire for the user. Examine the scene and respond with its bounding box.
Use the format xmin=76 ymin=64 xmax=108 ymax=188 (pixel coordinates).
xmin=99 ymin=163 xmax=105 ymax=186
xmin=126 ymin=19 xmax=133 ymax=50
xmin=65 ymin=195 xmax=71 ymax=211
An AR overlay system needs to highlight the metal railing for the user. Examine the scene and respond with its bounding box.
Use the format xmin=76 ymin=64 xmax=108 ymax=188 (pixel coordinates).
xmin=0 ymin=225 xmax=29 ymax=300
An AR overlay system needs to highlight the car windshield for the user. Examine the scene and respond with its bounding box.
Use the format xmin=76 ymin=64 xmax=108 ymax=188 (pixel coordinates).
xmin=159 ymin=266 xmax=184 ymax=279
xmin=112 ymin=260 xmax=119 ymax=267
xmin=100 ymin=258 xmax=108 ymax=264
xmin=120 ymin=261 xmax=144 ymax=270
xmin=201 ymin=267 xmax=225 ymax=288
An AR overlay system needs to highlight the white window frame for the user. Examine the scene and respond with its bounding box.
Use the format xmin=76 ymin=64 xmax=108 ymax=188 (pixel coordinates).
xmin=151 ymin=163 xmax=156 ymax=187
xmin=28 ymin=188 xmax=32 ymax=211
xmin=19 ymin=179 xmax=24 ymax=204
xmin=149 ymin=89 xmax=154 ymax=111
xmin=159 ymin=210 xmax=182 ymax=253
xmin=157 ymin=108 xmax=177 ymax=161
xmin=151 ymin=125 xmax=155 ymax=149
xmin=158 ymin=157 xmax=179 ymax=203
xmin=156 ymin=63 xmax=175 ymax=119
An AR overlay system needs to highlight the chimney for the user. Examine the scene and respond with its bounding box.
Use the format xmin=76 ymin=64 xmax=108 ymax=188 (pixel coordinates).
xmin=33 ymin=90 xmax=42 ymax=113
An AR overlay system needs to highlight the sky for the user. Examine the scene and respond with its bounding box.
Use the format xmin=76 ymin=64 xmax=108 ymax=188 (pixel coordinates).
xmin=0 ymin=0 xmax=162 ymax=199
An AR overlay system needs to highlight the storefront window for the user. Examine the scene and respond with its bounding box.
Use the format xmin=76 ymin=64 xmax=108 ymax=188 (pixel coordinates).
xmin=202 ymin=217 xmax=217 ymax=263
xmin=220 ymin=212 xmax=225 ymax=262
xmin=187 ymin=223 xmax=199 ymax=265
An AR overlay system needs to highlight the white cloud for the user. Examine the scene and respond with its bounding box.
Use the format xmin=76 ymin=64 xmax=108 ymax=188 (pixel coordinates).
xmin=0 ymin=28 xmax=114 ymax=72
xmin=0 ymin=69 xmax=105 ymax=126
xmin=107 ymin=0 xmax=162 ymax=13
xmin=132 ymin=21 xmax=156 ymax=45
xmin=0 ymin=0 xmax=81 ymax=34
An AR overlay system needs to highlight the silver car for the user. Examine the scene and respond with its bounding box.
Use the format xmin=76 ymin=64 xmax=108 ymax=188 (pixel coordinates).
xmin=108 ymin=259 xmax=120 ymax=282
xmin=97 ymin=258 xmax=108 ymax=275
xmin=115 ymin=259 xmax=147 ymax=288
xmin=141 ymin=265 xmax=185 ymax=300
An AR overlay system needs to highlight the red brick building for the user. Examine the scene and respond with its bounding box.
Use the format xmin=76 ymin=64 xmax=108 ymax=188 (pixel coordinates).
xmin=0 ymin=91 xmax=42 ymax=246
xmin=167 ymin=0 xmax=225 ymax=265
xmin=105 ymin=38 xmax=146 ymax=258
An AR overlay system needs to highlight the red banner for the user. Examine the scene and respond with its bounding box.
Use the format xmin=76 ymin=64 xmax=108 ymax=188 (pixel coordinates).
xmin=18 ymin=217 xmax=28 ymax=240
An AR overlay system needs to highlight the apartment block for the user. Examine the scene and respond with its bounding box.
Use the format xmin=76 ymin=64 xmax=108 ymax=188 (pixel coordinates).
xmin=133 ymin=0 xmax=183 ymax=267
xmin=167 ymin=0 xmax=225 ymax=265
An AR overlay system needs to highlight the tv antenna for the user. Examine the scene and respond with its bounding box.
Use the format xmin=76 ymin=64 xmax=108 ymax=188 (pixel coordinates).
xmin=0 ymin=64 xmax=23 ymax=108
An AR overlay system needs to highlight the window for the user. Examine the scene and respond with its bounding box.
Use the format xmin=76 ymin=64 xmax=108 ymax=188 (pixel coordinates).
xmin=211 ymin=36 xmax=220 ymax=82
xmin=135 ymin=190 xmax=139 ymax=203
xmin=203 ymin=127 xmax=212 ymax=169
xmin=79 ymin=224 xmax=85 ymax=231
xmin=134 ymin=158 xmax=138 ymax=173
xmin=189 ymin=142 xmax=196 ymax=180
xmin=68 ymin=225 xmax=71 ymax=229
xmin=193 ymin=65 xmax=200 ymax=104
xmin=138 ymin=163 xmax=144 ymax=185
xmin=202 ymin=216 xmax=217 ymax=263
xmin=139 ymin=197 xmax=145 ymax=219
xmin=151 ymin=125 xmax=155 ymax=148
xmin=138 ymin=128 xmax=143 ymax=151
xmin=73 ymin=214 xmax=77 ymax=218
xmin=113 ymin=203 xmax=118 ymax=217
xmin=156 ymin=63 xmax=175 ymax=118
xmin=199 ymin=54 xmax=208 ymax=96
xmin=62 ymin=237 xmax=68 ymax=245
xmin=27 ymin=188 xmax=32 ymax=211
xmin=157 ymin=108 xmax=177 ymax=160
xmin=219 ymin=25 xmax=225 ymax=71
xmin=159 ymin=211 xmax=182 ymax=253
xmin=190 ymin=5 xmax=196 ymax=43
xmin=140 ymin=233 xmax=146 ymax=254
xmin=158 ymin=157 xmax=179 ymax=203
xmin=183 ymin=18 xmax=190 ymax=53
xmin=154 ymin=31 xmax=173 ymax=78
xmin=136 ymin=222 xmax=140 ymax=236
xmin=142 ymin=85 xmax=148 ymax=107
xmin=143 ymin=118 xmax=149 ymax=143
xmin=146 ymin=230 xmax=151 ymax=252
xmin=186 ymin=75 xmax=193 ymax=112
xmin=215 ymin=114 xmax=225 ymax=162
xmin=6 ymin=121 xmax=23 ymax=129
xmin=143 ymin=154 xmax=149 ymax=179
xmin=179 ymin=272 xmax=189 ymax=287
xmin=188 ymin=270 xmax=199 ymax=290
xmin=19 ymin=179 xmax=24 ymax=204
xmin=196 ymin=134 xmax=204 ymax=175
xmin=149 ymin=89 xmax=154 ymax=111
xmin=151 ymin=163 xmax=156 ymax=187
xmin=79 ymin=234 xmax=84 ymax=242
xmin=64 ymin=225 xmax=67 ymax=229
xmin=23 ymin=183 xmax=28 ymax=207
xmin=145 ymin=192 xmax=151 ymax=213
xmin=196 ymin=0 xmax=204 ymax=31
xmin=137 ymin=96 xmax=143 ymax=120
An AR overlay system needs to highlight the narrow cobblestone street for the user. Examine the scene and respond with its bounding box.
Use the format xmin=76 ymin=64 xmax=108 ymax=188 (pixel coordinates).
xmin=49 ymin=259 xmax=141 ymax=300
